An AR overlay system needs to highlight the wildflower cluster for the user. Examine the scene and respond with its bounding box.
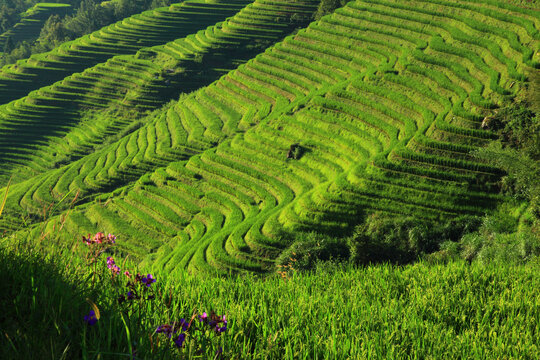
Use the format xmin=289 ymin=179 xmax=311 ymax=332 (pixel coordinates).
xmin=117 ymin=271 xmax=157 ymax=305
xmin=82 ymin=232 xmax=116 ymax=265
xmin=155 ymin=311 xmax=227 ymax=357
xmin=106 ymin=257 xmax=120 ymax=275
xmin=199 ymin=311 xmax=228 ymax=335
xmin=81 ymin=233 xmax=229 ymax=358
xmin=83 ymin=232 xmax=116 ymax=246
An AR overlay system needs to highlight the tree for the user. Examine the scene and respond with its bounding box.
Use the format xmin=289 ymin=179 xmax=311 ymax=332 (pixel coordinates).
xmin=39 ymin=15 xmax=72 ymax=46
xmin=2 ymin=35 xmax=13 ymax=53
xmin=314 ymin=0 xmax=349 ymax=20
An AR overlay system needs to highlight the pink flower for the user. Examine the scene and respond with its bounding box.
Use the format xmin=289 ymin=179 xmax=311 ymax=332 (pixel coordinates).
xmin=94 ymin=232 xmax=105 ymax=244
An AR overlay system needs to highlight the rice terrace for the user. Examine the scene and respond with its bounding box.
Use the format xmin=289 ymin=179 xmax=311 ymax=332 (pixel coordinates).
xmin=0 ymin=0 xmax=539 ymax=358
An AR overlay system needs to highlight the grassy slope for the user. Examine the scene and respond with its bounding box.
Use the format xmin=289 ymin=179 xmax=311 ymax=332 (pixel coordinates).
xmin=0 ymin=0 xmax=316 ymax=186
xmin=1 ymin=237 xmax=539 ymax=359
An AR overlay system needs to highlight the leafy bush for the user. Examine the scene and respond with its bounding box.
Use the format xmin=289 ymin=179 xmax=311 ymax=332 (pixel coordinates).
xmin=276 ymin=231 xmax=350 ymax=272
xmin=348 ymin=213 xmax=481 ymax=265
xmin=427 ymin=203 xmax=540 ymax=265
xmin=473 ymin=101 xmax=540 ymax=220
xmin=456 ymin=229 xmax=539 ymax=265
xmin=314 ymin=0 xmax=351 ymax=20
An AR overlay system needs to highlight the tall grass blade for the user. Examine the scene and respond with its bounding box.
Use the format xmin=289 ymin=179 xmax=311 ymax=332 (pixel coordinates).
xmin=120 ymin=313 xmax=133 ymax=358
xmin=49 ymin=188 xmax=74 ymax=216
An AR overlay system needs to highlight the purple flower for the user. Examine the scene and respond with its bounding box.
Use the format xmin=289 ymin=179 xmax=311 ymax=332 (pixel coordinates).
xmin=83 ymin=310 xmax=98 ymax=326
xmin=199 ymin=312 xmax=208 ymax=323
xmin=215 ymin=317 xmax=227 ymax=334
xmin=106 ymin=257 xmax=115 ymax=266
xmin=156 ymin=324 xmax=176 ymax=338
xmin=179 ymin=318 xmax=189 ymax=332
xmin=82 ymin=234 xmax=92 ymax=245
xmin=127 ymin=291 xmax=136 ymax=300
xmin=107 ymin=233 xmax=116 ymax=243
xmin=112 ymin=265 xmax=120 ymax=274
xmin=216 ymin=346 xmax=223 ymax=357
xmin=106 ymin=257 xmax=120 ymax=275
xmin=174 ymin=333 xmax=186 ymax=348
xmin=216 ymin=324 xmax=227 ymax=334
xmin=141 ymin=274 xmax=156 ymax=287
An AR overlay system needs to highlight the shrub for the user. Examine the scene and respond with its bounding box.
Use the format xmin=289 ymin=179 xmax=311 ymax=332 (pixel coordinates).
xmin=429 ymin=208 xmax=540 ymax=265
xmin=276 ymin=231 xmax=350 ymax=272
xmin=348 ymin=213 xmax=482 ymax=265
xmin=460 ymin=229 xmax=540 ymax=265
xmin=314 ymin=0 xmax=351 ymax=20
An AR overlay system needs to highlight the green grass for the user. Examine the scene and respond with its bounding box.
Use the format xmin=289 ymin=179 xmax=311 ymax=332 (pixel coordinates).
xmin=1 ymin=235 xmax=539 ymax=359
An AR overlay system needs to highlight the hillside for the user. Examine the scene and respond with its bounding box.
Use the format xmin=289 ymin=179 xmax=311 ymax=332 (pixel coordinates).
xmin=0 ymin=3 xmax=72 ymax=52
xmin=0 ymin=0 xmax=539 ymax=274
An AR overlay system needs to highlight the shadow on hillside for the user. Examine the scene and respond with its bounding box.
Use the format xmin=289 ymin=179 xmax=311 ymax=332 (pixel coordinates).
xmin=0 ymin=243 xmax=96 ymax=359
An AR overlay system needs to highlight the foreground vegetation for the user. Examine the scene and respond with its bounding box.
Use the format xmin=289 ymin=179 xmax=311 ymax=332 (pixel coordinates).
xmin=1 ymin=235 xmax=538 ymax=359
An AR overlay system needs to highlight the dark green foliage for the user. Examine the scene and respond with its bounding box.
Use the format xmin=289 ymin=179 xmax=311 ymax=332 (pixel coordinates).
xmin=314 ymin=0 xmax=350 ymax=20
xmin=0 ymin=4 xmax=18 ymax=33
xmin=433 ymin=215 xmax=540 ymax=265
xmin=478 ymin=143 xmax=539 ymax=204
xmin=0 ymin=240 xmax=101 ymax=359
xmin=473 ymin=99 xmax=540 ymax=219
xmin=39 ymin=14 xmax=72 ymax=45
xmin=485 ymin=105 xmax=540 ymax=159
xmin=276 ymin=231 xmax=350 ymax=271
xmin=348 ymin=213 xmax=481 ymax=265
xmin=425 ymin=195 xmax=540 ymax=265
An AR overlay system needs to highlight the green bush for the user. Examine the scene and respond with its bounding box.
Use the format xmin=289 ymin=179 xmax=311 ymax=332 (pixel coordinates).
xmin=348 ymin=213 xmax=481 ymax=265
xmin=459 ymin=229 xmax=540 ymax=265
xmin=314 ymin=0 xmax=350 ymax=20
xmin=276 ymin=231 xmax=350 ymax=271
xmin=428 ymin=205 xmax=540 ymax=265
xmin=473 ymin=113 xmax=540 ymax=219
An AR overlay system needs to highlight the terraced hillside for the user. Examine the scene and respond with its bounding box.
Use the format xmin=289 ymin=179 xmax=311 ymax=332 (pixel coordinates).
xmin=0 ymin=0 xmax=251 ymax=104
xmin=1 ymin=0 xmax=539 ymax=274
xmin=0 ymin=3 xmax=72 ymax=51
xmin=0 ymin=0 xmax=319 ymax=185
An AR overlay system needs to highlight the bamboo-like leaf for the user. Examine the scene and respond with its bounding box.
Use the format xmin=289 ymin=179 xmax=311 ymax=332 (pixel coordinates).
xmin=85 ymin=298 xmax=101 ymax=320
xmin=0 ymin=177 xmax=11 ymax=219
